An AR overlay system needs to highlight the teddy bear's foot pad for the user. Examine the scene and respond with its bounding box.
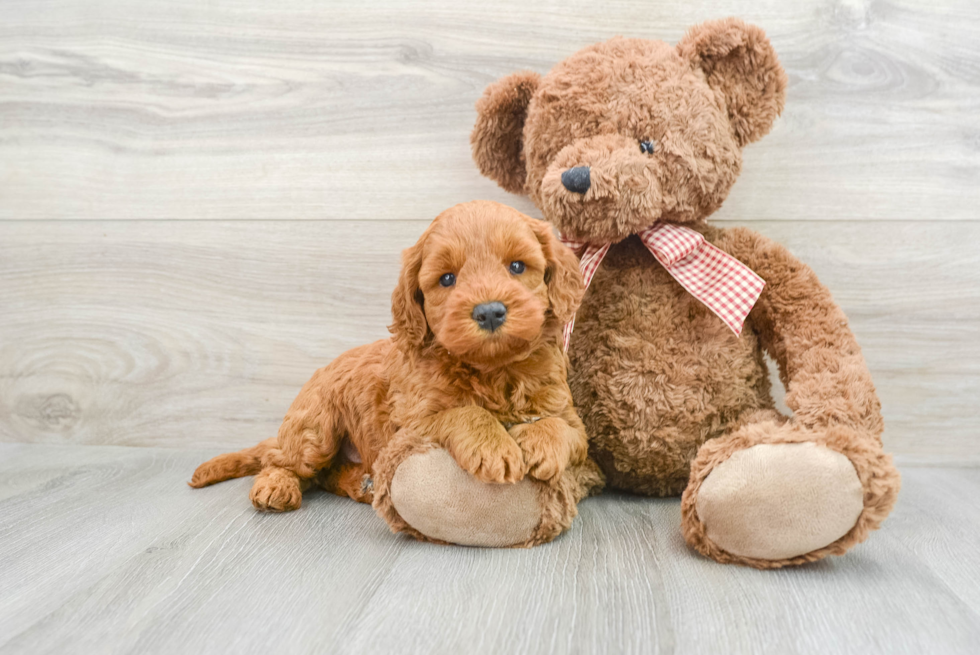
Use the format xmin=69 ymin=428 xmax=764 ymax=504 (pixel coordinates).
xmin=390 ymin=448 xmax=541 ymax=547
xmin=696 ymin=442 xmax=864 ymax=560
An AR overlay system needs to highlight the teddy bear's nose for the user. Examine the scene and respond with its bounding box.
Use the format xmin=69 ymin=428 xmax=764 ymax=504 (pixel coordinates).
xmin=561 ymin=166 xmax=591 ymax=194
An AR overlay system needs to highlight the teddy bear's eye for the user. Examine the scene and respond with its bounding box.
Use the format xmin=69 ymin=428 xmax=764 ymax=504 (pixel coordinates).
xmin=640 ymin=140 xmax=655 ymax=154
xmin=509 ymin=261 xmax=526 ymax=275
xmin=439 ymin=273 xmax=456 ymax=287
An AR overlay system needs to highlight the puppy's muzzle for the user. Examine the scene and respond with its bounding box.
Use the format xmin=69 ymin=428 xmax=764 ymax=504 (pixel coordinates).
xmin=472 ymin=301 xmax=507 ymax=332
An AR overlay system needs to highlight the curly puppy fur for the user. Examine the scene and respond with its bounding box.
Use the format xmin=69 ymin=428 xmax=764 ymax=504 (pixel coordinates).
xmin=191 ymin=200 xmax=603 ymax=546
xmin=471 ymin=17 xmax=900 ymax=567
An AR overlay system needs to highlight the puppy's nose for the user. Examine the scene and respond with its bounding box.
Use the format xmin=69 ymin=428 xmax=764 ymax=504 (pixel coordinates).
xmin=472 ymin=301 xmax=507 ymax=332
xmin=561 ymin=166 xmax=590 ymax=194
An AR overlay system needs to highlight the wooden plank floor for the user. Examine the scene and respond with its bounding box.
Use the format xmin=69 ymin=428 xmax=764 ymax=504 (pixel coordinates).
xmin=1 ymin=443 xmax=978 ymax=655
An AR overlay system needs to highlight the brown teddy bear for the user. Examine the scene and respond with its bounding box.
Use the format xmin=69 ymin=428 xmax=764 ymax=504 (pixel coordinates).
xmin=470 ymin=17 xmax=901 ymax=568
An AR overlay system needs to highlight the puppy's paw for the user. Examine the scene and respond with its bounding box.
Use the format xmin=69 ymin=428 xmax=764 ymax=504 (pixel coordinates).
xmin=250 ymin=467 xmax=303 ymax=512
xmin=510 ymin=418 xmax=571 ymax=484
xmin=452 ymin=432 xmax=525 ymax=484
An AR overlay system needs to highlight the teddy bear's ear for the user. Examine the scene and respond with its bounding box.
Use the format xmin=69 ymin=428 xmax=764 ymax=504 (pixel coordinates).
xmin=470 ymin=71 xmax=541 ymax=194
xmin=677 ymin=18 xmax=787 ymax=147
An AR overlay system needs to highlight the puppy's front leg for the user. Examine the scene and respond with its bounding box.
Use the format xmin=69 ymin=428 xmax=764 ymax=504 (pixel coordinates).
xmin=427 ymin=407 xmax=524 ymax=484
xmin=510 ymin=411 xmax=588 ymax=484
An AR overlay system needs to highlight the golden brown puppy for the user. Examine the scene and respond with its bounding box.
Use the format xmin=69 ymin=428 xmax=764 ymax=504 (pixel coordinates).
xmin=190 ymin=201 xmax=600 ymax=544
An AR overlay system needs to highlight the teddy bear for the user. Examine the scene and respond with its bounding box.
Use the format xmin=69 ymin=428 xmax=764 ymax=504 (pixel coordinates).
xmin=470 ymin=17 xmax=901 ymax=568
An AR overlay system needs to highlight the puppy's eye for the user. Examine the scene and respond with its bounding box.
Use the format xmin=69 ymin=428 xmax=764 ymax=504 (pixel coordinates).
xmin=640 ymin=140 xmax=655 ymax=154
xmin=509 ymin=261 xmax=526 ymax=275
xmin=439 ymin=273 xmax=456 ymax=288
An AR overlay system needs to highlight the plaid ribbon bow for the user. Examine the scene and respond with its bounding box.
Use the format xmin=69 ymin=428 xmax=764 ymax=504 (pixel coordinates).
xmin=559 ymin=223 xmax=765 ymax=352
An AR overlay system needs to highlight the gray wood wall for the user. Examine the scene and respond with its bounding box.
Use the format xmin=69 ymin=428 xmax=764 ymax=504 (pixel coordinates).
xmin=2 ymin=0 xmax=978 ymax=462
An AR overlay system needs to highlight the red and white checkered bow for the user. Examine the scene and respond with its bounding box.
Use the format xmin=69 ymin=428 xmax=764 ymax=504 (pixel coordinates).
xmin=559 ymin=223 xmax=765 ymax=352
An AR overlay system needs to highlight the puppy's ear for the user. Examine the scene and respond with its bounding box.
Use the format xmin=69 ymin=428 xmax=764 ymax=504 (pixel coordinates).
xmin=677 ymin=18 xmax=787 ymax=147
xmin=529 ymin=218 xmax=584 ymax=325
xmin=471 ymin=71 xmax=541 ymax=194
xmin=389 ymin=232 xmax=429 ymax=349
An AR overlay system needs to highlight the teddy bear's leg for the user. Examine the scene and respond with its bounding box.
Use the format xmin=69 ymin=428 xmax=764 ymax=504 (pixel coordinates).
xmin=371 ymin=431 xmax=602 ymax=547
xmin=681 ymin=412 xmax=900 ymax=568
xmin=678 ymin=228 xmax=905 ymax=568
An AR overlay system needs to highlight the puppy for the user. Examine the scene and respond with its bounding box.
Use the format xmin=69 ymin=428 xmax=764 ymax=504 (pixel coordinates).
xmin=190 ymin=201 xmax=588 ymax=515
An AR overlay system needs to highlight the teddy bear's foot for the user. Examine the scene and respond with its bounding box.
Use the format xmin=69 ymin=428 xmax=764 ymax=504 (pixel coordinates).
xmin=389 ymin=448 xmax=542 ymax=547
xmin=694 ymin=442 xmax=864 ymax=562
xmin=373 ymin=439 xmax=604 ymax=548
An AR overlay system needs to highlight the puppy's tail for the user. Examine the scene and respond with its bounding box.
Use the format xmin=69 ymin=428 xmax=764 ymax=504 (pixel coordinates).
xmin=188 ymin=438 xmax=278 ymax=488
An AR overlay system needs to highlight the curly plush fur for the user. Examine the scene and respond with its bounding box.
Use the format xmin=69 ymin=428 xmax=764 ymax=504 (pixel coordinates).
xmin=471 ymin=18 xmax=900 ymax=567
xmin=191 ymin=200 xmax=603 ymax=546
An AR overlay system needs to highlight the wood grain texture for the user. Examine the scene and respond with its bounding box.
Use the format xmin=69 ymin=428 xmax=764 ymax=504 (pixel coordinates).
xmin=0 ymin=443 xmax=978 ymax=655
xmin=0 ymin=220 xmax=412 ymax=449
xmin=1 ymin=0 xmax=979 ymax=220
xmin=1 ymin=219 xmax=977 ymax=461
xmin=2 ymin=2 xmax=977 ymax=650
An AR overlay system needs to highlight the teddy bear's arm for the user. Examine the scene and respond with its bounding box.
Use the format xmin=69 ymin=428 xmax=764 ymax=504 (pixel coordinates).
xmin=680 ymin=227 xmax=899 ymax=568
xmin=719 ymin=227 xmax=883 ymax=439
